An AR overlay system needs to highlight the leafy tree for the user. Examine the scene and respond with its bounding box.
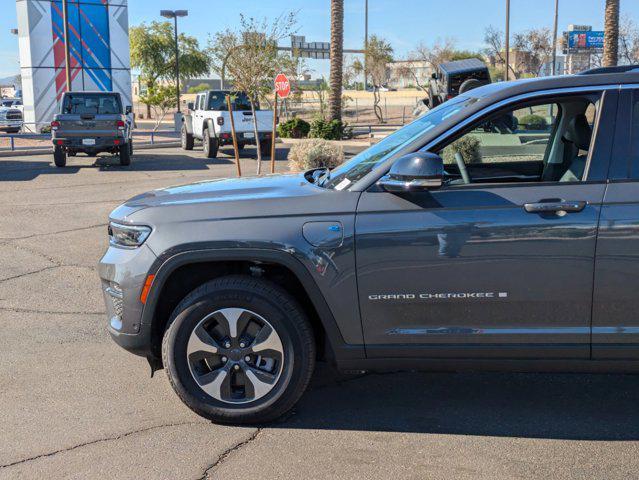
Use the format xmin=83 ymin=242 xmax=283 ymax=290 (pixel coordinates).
xmin=187 ymin=83 xmax=211 ymax=94
xmin=139 ymin=84 xmax=178 ymax=132
xmin=354 ymin=35 xmax=393 ymax=123
xmin=209 ymin=13 xmax=299 ymax=174
xmin=329 ymin=0 xmax=344 ymax=122
xmin=130 ymin=21 xmax=210 ymax=117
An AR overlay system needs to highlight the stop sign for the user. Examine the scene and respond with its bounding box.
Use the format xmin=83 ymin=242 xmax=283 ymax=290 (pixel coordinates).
xmin=274 ymin=74 xmax=291 ymax=99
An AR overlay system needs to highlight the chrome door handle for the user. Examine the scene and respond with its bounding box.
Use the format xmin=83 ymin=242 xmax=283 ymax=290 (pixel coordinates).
xmin=524 ymin=201 xmax=587 ymax=214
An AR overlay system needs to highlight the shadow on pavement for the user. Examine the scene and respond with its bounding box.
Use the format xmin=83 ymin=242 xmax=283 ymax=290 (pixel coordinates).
xmin=280 ymin=365 xmax=639 ymax=441
xmin=0 ymin=148 xmax=292 ymax=181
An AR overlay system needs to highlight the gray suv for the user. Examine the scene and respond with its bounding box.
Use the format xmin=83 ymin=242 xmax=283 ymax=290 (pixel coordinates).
xmin=99 ymin=66 xmax=639 ymax=424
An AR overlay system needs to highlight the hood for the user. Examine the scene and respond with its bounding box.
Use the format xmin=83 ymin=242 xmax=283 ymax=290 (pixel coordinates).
xmin=109 ymin=173 xmax=350 ymax=224
xmin=127 ymin=173 xmax=315 ymax=208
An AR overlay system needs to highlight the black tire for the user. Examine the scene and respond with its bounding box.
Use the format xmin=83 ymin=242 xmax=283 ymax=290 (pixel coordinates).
xmin=162 ymin=275 xmax=316 ymax=424
xmin=203 ymin=129 xmax=218 ymax=158
xmin=119 ymin=143 xmax=131 ymax=166
xmin=181 ymin=125 xmax=194 ymax=151
xmin=259 ymin=139 xmax=271 ymax=159
xmin=53 ymin=145 xmax=66 ymax=167
xmin=459 ymin=78 xmax=487 ymax=94
xmin=128 ymin=139 xmax=134 ymax=156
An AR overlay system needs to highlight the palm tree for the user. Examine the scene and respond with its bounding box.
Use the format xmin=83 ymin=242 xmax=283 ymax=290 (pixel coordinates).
xmin=603 ymin=0 xmax=620 ymax=67
xmin=328 ymin=0 xmax=344 ymax=122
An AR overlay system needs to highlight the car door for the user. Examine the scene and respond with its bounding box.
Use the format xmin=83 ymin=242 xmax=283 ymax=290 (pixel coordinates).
xmin=193 ymin=94 xmax=204 ymax=138
xmin=356 ymin=88 xmax=617 ymax=360
xmin=592 ymin=87 xmax=639 ymax=359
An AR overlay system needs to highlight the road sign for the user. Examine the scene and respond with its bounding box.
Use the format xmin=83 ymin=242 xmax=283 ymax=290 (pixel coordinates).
xmin=275 ymin=74 xmax=291 ymax=99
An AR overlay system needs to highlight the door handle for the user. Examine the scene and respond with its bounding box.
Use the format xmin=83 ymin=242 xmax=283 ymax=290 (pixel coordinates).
xmin=524 ymin=201 xmax=587 ymax=214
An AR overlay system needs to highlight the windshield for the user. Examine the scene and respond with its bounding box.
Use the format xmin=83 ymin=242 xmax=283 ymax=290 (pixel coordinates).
xmin=63 ymin=94 xmax=122 ymax=115
xmin=208 ymin=91 xmax=254 ymax=111
xmin=323 ymin=96 xmax=477 ymax=189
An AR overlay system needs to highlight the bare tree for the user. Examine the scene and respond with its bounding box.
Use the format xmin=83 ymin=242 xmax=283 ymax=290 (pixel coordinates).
xmin=484 ymin=26 xmax=519 ymax=79
xmin=603 ymin=0 xmax=620 ymax=67
xmin=354 ymin=35 xmax=393 ymax=123
xmin=329 ymin=0 xmax=344 ymax=122
xmin=210 ymin=13 xmax=298 ymax=174
xmin=619 ymin=16 xmax=639 ymax=64
xmin=398 ymin=39 xmax=481 ymax=95
xmin=512 ymin=28 xmax=554 ymax=76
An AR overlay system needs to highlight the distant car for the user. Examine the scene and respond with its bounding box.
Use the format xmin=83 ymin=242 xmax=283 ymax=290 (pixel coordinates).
xmin=0 ymin=98 xmax=23 ymax=133
xmin=428 ymin=58 xmax=491 ymax=109
xmin=181 ymin=90 xmax=274 ymax=158
xmin=50 ymin=91 xmax=134 ymax=168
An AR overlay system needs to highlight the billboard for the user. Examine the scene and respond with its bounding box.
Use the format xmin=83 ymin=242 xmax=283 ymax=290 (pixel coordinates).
xmin=16 ymin=0 xmax=131 ymax=131
xmin=565 ymin=30 xmax=605 ymax=54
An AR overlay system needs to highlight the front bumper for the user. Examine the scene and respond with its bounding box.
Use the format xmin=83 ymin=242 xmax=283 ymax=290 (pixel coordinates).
xmin=98 ymin=243 xmax=157 ymax=356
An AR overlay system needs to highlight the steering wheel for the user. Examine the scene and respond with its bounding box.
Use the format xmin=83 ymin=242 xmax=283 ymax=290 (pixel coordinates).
xmin=454 ymin=152 xmax=471 ymax=185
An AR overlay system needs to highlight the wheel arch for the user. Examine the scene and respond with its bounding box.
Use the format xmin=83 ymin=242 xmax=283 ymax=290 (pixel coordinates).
xmin=142 ymin=248 xmax=361 ymax=364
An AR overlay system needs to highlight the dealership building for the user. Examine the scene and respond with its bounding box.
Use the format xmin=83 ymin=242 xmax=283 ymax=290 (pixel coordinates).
xmin=15 ymin=0 xmax=132 ymax=131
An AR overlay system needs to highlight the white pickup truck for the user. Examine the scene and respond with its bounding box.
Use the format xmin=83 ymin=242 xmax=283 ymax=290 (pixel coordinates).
xmin=181 ymin=90 xmax=274 ymax=158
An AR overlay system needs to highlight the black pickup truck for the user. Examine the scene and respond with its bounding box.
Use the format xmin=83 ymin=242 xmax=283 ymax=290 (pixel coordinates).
xmin=51 ymin=91 xmax=133 ymax=168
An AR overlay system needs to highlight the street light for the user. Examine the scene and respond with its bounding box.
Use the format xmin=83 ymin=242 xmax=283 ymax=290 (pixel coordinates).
xmin=160 ymin=10 xmax=188 ymax=113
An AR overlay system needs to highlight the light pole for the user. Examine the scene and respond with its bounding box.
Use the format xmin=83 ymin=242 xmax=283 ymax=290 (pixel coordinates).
xmin=160 ymin=10 xmax=188 ymax=113
xmin=364 ymin=0 xmax=369 ymax=91
xmin=551 ymin=0 xmax=559 ymax=75
xmin=504 ymin=0 xmax=510 ymax=81
xmin=62 ymin=0 xmax=72 ymax=92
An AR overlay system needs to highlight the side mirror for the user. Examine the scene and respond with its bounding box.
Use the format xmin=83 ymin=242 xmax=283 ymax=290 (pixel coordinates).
xmin=377 ymin=152 xmax=444 ymax=193
xmin=125 ymin=105 xmax=132 ymax=114
xmin=187 ymin=102 xmax=195 ymax=111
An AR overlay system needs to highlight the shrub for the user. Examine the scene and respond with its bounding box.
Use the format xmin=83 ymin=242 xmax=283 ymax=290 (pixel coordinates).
xmin=277 ymin=118 xmax=311 ymax=139
xmin=442 ymin=135 xmax=482 ymax=164
xmin=309 ymin=118 xmax=346 ymax=140
xmin=288 ymin=138 xmax=345 ymax=172
xmin=518 ymin=114 xmax=548 ymax=131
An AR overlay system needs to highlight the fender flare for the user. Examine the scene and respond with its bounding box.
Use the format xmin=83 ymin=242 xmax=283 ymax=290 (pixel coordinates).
xmin=141 ymin=247 xmax=364 ymax=362
xmin=182 ymin=114 xmax=194 ymax=135
xmin=204 ymin=118 xmax=218 ymax=139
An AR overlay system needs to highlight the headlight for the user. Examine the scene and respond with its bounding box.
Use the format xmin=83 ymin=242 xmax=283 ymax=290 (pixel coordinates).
xmin=108 ymin=222 xmax=152 ymax=248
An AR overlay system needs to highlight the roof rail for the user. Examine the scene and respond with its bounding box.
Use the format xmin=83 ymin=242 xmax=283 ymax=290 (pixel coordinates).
xmin=578 ymin=65 xmax=639 ymax=75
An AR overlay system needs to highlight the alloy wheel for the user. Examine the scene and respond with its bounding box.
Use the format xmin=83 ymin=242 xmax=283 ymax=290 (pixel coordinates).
xmin=186 ymin=308 xmax=284 ymax=404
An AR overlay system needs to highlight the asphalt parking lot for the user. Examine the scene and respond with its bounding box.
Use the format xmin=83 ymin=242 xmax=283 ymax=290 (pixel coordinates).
xmin=1 ymin=145 xmax=639 ymax=480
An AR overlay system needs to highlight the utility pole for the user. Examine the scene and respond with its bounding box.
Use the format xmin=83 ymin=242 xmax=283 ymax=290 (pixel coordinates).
xmin=504 ymin=0 xmax=510 ymax=81
xmin=62 ymin=0 xmax=72 ymax=92
xmin=551 ymin=0 xmax=559 ymax=75
xmin=364 ymin=0 xmax=369 ymax=90
xmin=161 ymin=10 xmax=188 ymax=113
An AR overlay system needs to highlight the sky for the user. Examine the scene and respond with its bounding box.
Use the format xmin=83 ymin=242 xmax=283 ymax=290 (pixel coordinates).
xmin=1 ymin=0 xmax=639 ymax=79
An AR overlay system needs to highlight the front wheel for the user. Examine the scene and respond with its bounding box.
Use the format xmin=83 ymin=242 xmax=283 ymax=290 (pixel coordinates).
xmin=162 ymin=276 xmax=316 ymax=424
xmin=53 ymin=145 xmax=66 ymax=167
